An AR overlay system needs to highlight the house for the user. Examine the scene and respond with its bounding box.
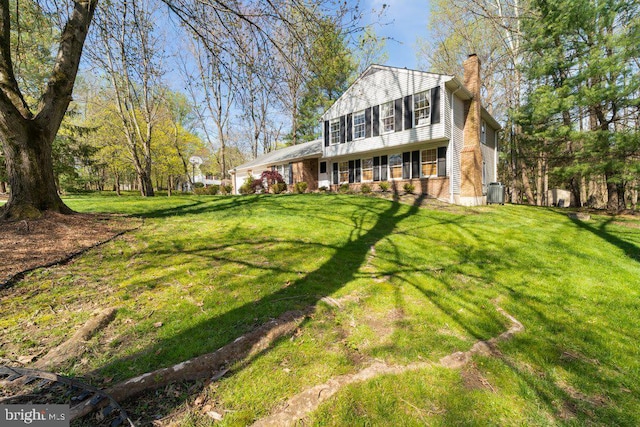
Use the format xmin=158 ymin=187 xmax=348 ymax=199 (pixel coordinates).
xmin=230 ymin=54 xmax=500 ymax=205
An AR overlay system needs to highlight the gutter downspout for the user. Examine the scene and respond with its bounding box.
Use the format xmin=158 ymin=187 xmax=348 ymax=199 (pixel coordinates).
xmin=450 ymin=81 xmax=462 ymax=204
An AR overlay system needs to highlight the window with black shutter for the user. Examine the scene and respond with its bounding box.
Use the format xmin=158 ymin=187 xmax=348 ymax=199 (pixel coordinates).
xmin=324 ymin=120 xmax=330 ymax=147
xmin=346 ymin=113 xmax=353 ymax=142
xmin=381 ymin=155 xmax=388 ymax=181
xmin=404 ymin=95 xmax=413 ymax=130
xmin=437 ymin=146 xmax=447 ymax=177
xmin=288 ymin=163 xmax=293 ymax=185
xmin=339 ymin=116 xmax=346 ymax=143
xmin=372 ymin=105 xmax=380 ymax=136
xmin=411 ymin=150 xmax=420 ymax=178
xmin=431 ymin=86 xmax=441 ymax=124
xmin=332 ymin=162 xmax=339 ymax=184
xmin=402 ymin=152 xmax=411 ymax=179
xmin=394 ymin=98 xmax=403 ymax=132
xmin=373 ymin=156 xmax=380 ymax=181
xmin=320 ymin=161 xmax=327 ymax=174
xmin=365 ymin=107 xmax=372 ymax=138
xmin=355 ymin=159 xmax=361 ymax=182
xmin=348 ymin=160 xmax=355 ymax=183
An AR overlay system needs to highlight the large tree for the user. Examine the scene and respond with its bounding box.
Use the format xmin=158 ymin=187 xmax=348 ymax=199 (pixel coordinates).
xmin=518 ymin=0 xmax=640 ymax=211
xmin=0 ymin=0 xmax=97 ymax=219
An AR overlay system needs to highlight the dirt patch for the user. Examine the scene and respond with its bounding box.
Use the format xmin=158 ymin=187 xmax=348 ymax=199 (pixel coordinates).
xmin=0 ymin=212 xmax=140 ymax=288
xmin=462 ymin=363 xmax=495 ymax=392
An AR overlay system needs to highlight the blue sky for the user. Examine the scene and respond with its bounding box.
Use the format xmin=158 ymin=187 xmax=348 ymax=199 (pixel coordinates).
xmin=356 ymin=0 xmax=432 ymax=69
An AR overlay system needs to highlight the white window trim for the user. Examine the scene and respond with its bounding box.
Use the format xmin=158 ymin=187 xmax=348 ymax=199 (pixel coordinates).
xmin=380 ymin=101 xmax=394 ymax=134
xmin=388 ymin=153 xmax=403 ymax=180
xmin=353 ymin=110 xmax=366 ymax=140
xmin=414 ymin=90 xmax=431 ymax=128
xmin=338 ymin=161 xmax=349 ymax=184
xmin=481 ymin=120 xmax=487 ymax=145
xmin=361 ymin=157 xmax=374 ymax=182
xmin=420 ymin=148 xmax=437 ymax=178
xmin=330 ymin=118 xmax=340 ymax=145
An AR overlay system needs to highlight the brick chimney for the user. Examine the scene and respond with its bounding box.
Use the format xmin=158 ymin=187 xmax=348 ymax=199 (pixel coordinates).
xmin=459 ymin=54 xmax=485 ymax=206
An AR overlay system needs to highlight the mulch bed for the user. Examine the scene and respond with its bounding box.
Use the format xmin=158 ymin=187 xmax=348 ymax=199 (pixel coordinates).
xmin=0 ymin=212 xmax=141 ymax=288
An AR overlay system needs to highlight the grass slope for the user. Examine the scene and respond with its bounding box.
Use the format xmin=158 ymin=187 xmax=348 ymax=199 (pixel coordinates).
xmin=1 ymin=193 xmax=639 ymax=426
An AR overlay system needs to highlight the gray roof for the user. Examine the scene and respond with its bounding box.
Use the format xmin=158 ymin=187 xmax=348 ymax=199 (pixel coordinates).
xmin=232 ymin=139 xmax=323 ymax=171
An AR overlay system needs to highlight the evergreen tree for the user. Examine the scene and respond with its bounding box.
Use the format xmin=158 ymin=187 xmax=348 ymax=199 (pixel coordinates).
xmin=518 ymin=0 xmax=640 ymax=210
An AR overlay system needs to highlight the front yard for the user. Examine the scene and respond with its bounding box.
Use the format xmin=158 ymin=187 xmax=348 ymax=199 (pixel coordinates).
xmin=1 ymin=193 xmax=639 ymax=425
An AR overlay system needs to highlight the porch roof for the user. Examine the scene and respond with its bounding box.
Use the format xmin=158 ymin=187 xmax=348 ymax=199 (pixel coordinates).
xmin=232 ymin=139 xmax=323 ymax=172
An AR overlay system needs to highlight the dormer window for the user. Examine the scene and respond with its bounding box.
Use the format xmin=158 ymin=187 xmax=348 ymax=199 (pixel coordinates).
xmin=353 ymin=111 xmax=366 ymax=140
xmin=414 ymin=90 xmax=430 ymax=126
xmin=381 ymin=101 xmax=394 ymax=133
xmin=330 ymin=118 xmax=340 ymax=145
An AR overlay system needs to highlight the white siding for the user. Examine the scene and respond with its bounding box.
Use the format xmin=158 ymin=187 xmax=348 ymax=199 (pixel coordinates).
xmin=324 ymin=124 xmax=447 ymax=158
xmin=445 ymin=88 xmax=452 ymax=139
xmin=482 ymin=125 xmax=497 ymax=184
xmin=324 ymin=67 xmax=444 ymax=119
xmin=452 ymin=95 xmax=465 ymax=194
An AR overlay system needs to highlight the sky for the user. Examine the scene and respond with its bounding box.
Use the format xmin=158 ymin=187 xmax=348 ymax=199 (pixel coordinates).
xmin=356 ymin=0 xmax=432 ymax=70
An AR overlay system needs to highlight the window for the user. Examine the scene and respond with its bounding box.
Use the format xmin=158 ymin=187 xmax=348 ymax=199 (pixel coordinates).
xmin=330 ymin=119 xmax=340 ymax=145
xmin=381 ymin=101 xmax=394 ymax=133
xmin=320 ymin=161 xmax=327 ymax=174
xmin=389 ymin=153 xmax=402 ymax=179
xmin=339 ymin=161 xmax=349 ymax=183
xmin=362 ymin=158 xmax=373 ymax=181
xmin=421 ymin=149 xmax=437 ymax=176
xmin=481 ymin=120 xmax=487 ymax=144
xmin=414 ymin=90 xmax=430 ymax=126
xmin=353 ymin=111 xmax=366 ymax=140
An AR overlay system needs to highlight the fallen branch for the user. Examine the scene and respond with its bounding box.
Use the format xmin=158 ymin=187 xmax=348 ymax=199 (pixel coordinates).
xmin=252 ymin=305 xmax=524 ymax=427
xmin=33 ymin=307 xmax=118 ymax=370
xmin=71 ymin=307 xmax=314 ymax=421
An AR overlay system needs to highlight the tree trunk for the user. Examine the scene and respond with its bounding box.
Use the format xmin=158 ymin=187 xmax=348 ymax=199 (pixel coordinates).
xmin=1 ymin=122 xmax=73 ymax=220
xmin=167 ymin=175 xmax=173 ymax=197
xmin=0 ymin=180 xmax=6 ymax=193
xmin=0 ymin=0 xmax=97 ymax=220
xmin=115 ymin=172 xmax=121 ymax=196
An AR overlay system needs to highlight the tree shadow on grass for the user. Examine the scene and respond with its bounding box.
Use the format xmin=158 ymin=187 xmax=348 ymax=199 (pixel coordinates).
xmin=567 ymin=215 xmax=640 ymax=262
xmin=94 ymin=195 xmax=428 ymax=383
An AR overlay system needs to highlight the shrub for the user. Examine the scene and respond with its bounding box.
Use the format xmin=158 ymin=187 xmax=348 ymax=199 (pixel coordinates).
xmin=271 ymin=182 xmax=287 ymax=194
xmin=379 ymin=181 xmax=390 ymax=192
xmin=193 ymin=182 xmax=205 ymax=188
xmin=222 ymin=184 xmax=233 ymax=194
xmin=403 ymin=183 xmax=415 ymax=194
xmin=338 ymin=183 xmax=350 ymax=194
xmin=319 ymin=186 xmax=329 ymax=192
xmin=294 ymin=181 xmax=308 ymax=193
xmin=194 ymin=185 xmax=219 ymax=195
xmin=360 ymin=184 xmax=371 ymax=194
xmin=240 ymin=176 xmax=256 ymax=194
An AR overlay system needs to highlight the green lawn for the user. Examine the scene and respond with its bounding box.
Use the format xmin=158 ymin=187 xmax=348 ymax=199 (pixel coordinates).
xmin=1 ymin=193 xmax=639 ymax=426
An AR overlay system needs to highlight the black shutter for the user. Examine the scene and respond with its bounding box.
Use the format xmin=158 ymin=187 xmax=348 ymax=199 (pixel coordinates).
xmin=355 ymin=159 xmax=361 ymax=183
xmin=411 ymin=150 xmax=420 ymax=178
xmin=394 ymin=98 xmax=403 ymax=132
xmin=437 ymin=146 xmax=447 ymax=177
xmin=324 ymin=120 xmax=330 ymax=147
xmin=339 ymin=116 xmax=346 ymax=143
xmin=289 ymin=163 xmax=293 ymax=185
xmin=346 ymin=113 xmax=353 ymax=142
xmin=348 ymin=160 xmax=355 ymax=183
xmin=402 ymin=152 xmax=411 ymax=179
xmin=372 ymin=105 xmax=380 ymax=136
xmin=365 ymin=107 xmax=372 ymax=138
xmin=373 ymin=156 xmax=380 ymax=181
xmin=320 ymin=161 xmax=327 ymax=174
xmin=404 ymin=95 xmax=413 ymax=130
xmin=431 ymin=86 xmax=441 ymax=124
xmin=381 ymin=155 xmax=388 ymax=181
xmin=332 ymin=162 xmax=339 ymax=184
